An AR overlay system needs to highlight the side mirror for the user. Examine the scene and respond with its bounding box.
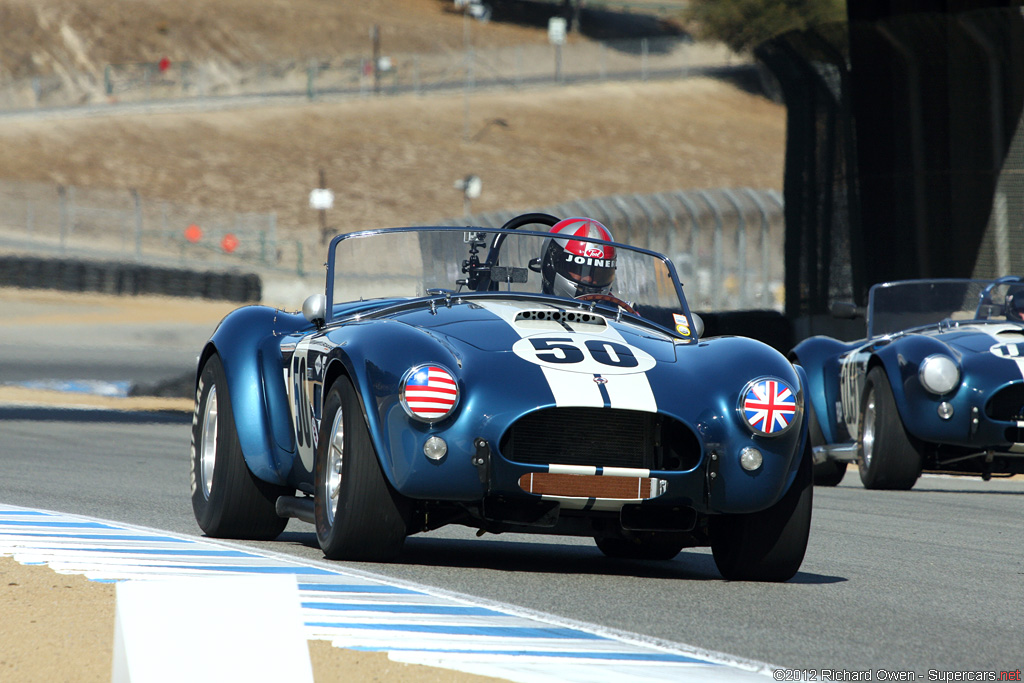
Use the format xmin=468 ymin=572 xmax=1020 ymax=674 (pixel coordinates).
xmin=831 ymin=302 xmax=864 ymax=319
xmin=691 ymin=313 xmax=704 ymax=339
xmin=302 ymin=294 xmax=327 ymax=328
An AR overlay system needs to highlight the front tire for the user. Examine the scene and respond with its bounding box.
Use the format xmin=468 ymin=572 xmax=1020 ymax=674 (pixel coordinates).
xmin=858 ymin=367 xmax=923 ymax=490
xmin=190 ymin=354 xmax=290 ymax=540
xmin=709 ymin=444 xmax=812 ymax=582
xmin=315 ymin=376 xmax=410 ymax=561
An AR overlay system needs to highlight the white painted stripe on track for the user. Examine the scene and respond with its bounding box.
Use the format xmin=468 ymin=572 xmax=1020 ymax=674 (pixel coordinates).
xmin=0 ymin=505 xmax=774 ymax=682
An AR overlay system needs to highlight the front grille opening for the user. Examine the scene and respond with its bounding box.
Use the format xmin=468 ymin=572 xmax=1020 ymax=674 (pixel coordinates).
xmin=661 ymin=417 xmax=702 ymax=471
xmin=985 ymin=383 xmax=1024 ymax=421
xmin=499 ymin=407 xmax=701 ymax=471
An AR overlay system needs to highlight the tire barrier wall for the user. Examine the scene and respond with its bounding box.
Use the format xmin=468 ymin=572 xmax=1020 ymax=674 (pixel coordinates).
xmin=0 ymin=255 xmax=262 ymax=302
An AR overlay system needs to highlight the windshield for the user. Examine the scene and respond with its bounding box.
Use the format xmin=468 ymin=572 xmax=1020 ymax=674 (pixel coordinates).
xmin=867 ymin=278 xmax=1024 ymax=337
xmin=326 ymin=226 xmax=696 ymax=338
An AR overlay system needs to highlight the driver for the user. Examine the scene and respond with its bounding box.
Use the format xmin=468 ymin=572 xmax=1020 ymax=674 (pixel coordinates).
xmin=1006 ymin=289 xmax=1024 ymax=322
xmin=540 ymin=217 xmax=617 ymax=298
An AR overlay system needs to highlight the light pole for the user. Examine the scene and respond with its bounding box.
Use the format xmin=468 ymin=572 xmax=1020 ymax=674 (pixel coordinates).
xmin=548 ymin=16 xmax=567 ymax=84
xmin=454 ymin=174 xmax=482 ymax=217
xmin=454 ymin=0 xmax=488 ymax=140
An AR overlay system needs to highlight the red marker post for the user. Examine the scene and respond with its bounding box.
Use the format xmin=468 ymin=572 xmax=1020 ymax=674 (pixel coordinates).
xmin=184 ymin=224 xmax=202 ymax=243
xmin=221 ymin=234 xmax=239 ymax=254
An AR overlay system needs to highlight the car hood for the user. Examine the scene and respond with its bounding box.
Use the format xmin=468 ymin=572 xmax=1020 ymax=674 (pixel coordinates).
xmin=357 ymin=297 xmax=799 ymax=421
xmin=927 ymin=323 xmax=1024 ymax=355
xmin=382 ymin=298 xmax=681 ymax=363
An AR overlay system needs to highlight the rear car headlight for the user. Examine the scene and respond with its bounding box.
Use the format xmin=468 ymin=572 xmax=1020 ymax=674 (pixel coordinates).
xmin=919 ymin=355 xmax=960 ymax=395
xmin=739 ymin=378 xmax=798 ymax=436
xmin=400 ymin=364 xmax=459 ymax=423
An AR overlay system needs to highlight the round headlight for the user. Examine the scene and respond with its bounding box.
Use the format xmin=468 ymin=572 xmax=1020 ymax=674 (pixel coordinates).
xmin=400 ymin=365 xmax=459 ymax=423
xmin=739 ymin=378 xmax=799 ymax=436
xmin=919 ymin=355 xmax=960 ymax=395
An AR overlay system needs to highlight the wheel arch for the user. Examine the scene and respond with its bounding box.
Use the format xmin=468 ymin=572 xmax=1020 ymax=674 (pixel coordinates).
xmin=867 ymin=334 xmax=952 ymax=440
xmin=200 ymin=305 xmax=312 ymax=487
xmin=315 ymin=322 xmax=466 ymax=496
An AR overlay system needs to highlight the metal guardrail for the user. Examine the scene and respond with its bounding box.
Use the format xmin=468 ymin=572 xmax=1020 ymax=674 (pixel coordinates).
xmin=0 ymin=178 xmax=784 ymax=312
xmin=435 ymin=187 xmax=786 ymax=311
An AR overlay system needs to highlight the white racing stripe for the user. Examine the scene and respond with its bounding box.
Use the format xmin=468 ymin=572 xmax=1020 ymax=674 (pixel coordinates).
xmin=478 ymin=301 xmax=658 ymax=412
xmin=961 ymin=323 xmax=1024 ymax=380
xmin=547 ymin=464 xmax=652 ymax=477
xmin=540 ymin=366 xmax=605 ymax=407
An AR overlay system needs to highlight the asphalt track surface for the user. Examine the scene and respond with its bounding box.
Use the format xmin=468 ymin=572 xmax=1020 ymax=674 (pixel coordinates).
xmin=1 ymin=303 xmax=1022 ymax=675
xmin=2 ymin=403 xmax=1023 ymax=675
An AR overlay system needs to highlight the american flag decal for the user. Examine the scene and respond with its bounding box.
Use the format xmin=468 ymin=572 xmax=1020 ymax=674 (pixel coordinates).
xmin=402 ymin=365 xmax=458 ymax=421
xmin=742 ymin=379 xmax=797 ymax=435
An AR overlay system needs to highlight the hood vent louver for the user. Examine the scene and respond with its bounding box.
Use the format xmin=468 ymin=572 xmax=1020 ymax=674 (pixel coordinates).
xmin=514 ymin=309 xmax=608 ymax=329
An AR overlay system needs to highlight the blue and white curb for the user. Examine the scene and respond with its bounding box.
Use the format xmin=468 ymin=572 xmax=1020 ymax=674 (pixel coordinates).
xmin=4 ymin=379 xmax=132 ymax=396
xmin=0 ymin=504 xmax=774 ymax=682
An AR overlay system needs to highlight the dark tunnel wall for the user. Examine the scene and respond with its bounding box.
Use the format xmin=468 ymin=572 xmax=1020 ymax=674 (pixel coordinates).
xmin=757 ymin=0 xmax=1024 ymax=341
xmin=848 ymin=3 xmax=1024 ymax=285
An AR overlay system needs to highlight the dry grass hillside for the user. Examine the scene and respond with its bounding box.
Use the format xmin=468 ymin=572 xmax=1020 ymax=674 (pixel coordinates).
xmin=0 ymin=0 xmax=553 ymax=79
xmin=0 ymin=0 xmax=785 ymax=237
xmin=0 ymin=0 xmax=688 ymax=79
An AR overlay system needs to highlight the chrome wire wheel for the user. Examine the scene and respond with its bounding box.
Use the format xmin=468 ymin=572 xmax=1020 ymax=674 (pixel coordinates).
xmin=861 ymin=388 xmax=877 ymax=470
xmin=324 ymin=407 xmax=345 ymax=527
xmin=200 ymin=385 xmax=219 ymax=500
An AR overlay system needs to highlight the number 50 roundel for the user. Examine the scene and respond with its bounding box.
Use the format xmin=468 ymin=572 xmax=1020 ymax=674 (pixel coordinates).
xmin=512 ymin=334 xmax=656 ymax=375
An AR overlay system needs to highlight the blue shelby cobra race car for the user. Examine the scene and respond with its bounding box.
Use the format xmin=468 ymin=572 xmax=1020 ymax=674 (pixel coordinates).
xmin=793 ymin=277 xmax=1024 ymax=489
xmin=190 ymin=213 xmax=812 ymax=581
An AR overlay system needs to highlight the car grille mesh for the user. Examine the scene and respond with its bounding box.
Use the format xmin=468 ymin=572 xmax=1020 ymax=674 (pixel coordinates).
xmin=500 ymin=407 xmax=701 ymax=471
xmin=985 ymin=383 xmax=1024 ymax=421
xmin=502 ymin=408 xmax=652 ymax=468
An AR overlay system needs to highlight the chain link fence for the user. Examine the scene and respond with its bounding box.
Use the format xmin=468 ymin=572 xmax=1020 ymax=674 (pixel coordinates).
xmin=0 ymin=179 xmax=784 ymax=311
xmin=0 ymin=38 xmax=741 ymax=111
xmin=0 ymin=180 xmax=283 ymax=273
xmin=973 ymin=104 xmax=1024 ymax=280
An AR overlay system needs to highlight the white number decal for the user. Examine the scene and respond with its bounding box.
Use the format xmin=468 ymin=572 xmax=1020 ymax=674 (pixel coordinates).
xmin=512 ymin=335 xmax=656 ymax=375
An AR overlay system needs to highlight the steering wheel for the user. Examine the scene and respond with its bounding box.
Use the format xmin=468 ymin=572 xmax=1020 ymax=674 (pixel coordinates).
xmin=487 ymin=213 xmax=561 ymax=263
xmin=459 ymin=213 xmax=561 ymax=292
xmin=976 ymin=275 xmax=1024 ymax=319
xmin=576 ymin=293 xmax=640 ymax=317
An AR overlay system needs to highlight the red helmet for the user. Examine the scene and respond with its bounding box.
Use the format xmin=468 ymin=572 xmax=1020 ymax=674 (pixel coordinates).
xmin=541 ymin=218 xmax=616 ymax=298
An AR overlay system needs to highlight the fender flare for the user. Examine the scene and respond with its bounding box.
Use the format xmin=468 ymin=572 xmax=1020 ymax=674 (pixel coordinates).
xmin=868 ymin=335 xmax=953 ymax=439
xmin=197 ymin=305 xmax=312 ymax=486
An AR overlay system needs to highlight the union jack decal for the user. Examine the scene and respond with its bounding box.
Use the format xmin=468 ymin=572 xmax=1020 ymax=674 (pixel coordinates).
xmin=742 ymin=379 xmax=797 ymax=435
